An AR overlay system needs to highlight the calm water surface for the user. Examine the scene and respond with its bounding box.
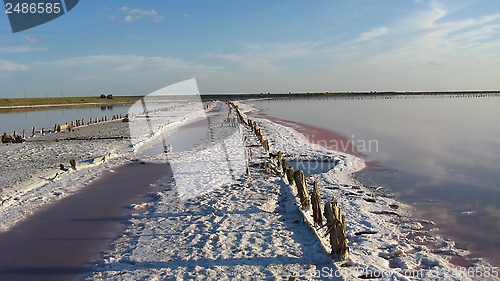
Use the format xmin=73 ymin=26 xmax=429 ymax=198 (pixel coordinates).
xmin=0 ymin=100 xmax=188 ymax=135
xmin=251 ymin=94 xmax=500 ymax=267
xmin=0 ymin=105 xmax=131 ymax=135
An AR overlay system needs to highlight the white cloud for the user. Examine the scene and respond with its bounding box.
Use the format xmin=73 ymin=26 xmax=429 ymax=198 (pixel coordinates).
xmin=0 ymin=36 xmax=46 ymax=54
xmin=120 ymin=8 xmax=164 ymax=23
xmin=130 ymin=9 xmax=157 ymax=16
xmin=24 ymin=36 xmax=40 ymax=45
xmin=0 ymin=60 xmax=29 ymax=71
xmin=352 ymin=27 xmax=388 ymax=43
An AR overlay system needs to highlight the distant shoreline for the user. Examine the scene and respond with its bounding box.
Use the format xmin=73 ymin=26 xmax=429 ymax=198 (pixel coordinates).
xmin=0 ymin=96 xmax=143 ymax=109
xmin=1 ymin=91 xmax=498 ymax=110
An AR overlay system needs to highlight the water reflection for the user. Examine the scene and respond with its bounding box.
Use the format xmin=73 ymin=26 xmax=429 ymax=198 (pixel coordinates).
xmin=251 ymin=94 xmax=500 ymax=266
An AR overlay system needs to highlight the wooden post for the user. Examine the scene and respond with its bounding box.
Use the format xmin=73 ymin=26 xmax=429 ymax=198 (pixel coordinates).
xmin=32 ymin=127 xmax=35 ymax=137
xmin=324 ymin=199 xmax=349 ymax=260
xmin=69 ymin=159 xmax=77 ymax=170
xmin=22 ymin=130 xmax=26 ymax=139
xmin=286 ymin=166 xmax=295 ymax=185
xmin=311 ymin=181 xmax=323 ymax=226
xmin=262 ymin=139 xmax=270 ymax=152
xmin=293 ymin=170 xmax=311 ymax=210
xmin=54 ymin=124 xmax=58 ymax=132
xmin=281 ymin=158 xmax=288 ymax=175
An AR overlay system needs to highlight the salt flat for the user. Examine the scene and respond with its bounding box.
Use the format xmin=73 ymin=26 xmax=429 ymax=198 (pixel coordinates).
xmin=0 ymin=100 xmax=496 ymax=280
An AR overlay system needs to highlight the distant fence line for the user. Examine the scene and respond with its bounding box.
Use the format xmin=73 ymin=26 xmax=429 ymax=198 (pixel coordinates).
xmin=0 ymin=114 xmax=128 ymax=144
xmin=1 ymin=100 xmax=218 ymax=144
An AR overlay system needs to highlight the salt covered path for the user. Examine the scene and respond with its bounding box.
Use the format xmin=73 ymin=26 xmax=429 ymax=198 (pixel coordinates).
xmin=0 ymin=163 xmax=172 ymax=281
xmin=84 ymin=106 xmax=336 ymax=280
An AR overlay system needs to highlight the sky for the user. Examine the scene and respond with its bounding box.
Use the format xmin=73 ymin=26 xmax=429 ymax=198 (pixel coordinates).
xmin=0 ymin=0 xmax=499 ymax=98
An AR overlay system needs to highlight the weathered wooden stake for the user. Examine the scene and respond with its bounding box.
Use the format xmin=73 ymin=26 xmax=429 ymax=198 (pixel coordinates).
xmin=324 ymin=199 xmax=349 ymax=260
xmin=286 ymin=166 xmax=295 ymax=185
xmin=69 ymin=159 xmax=77 ymax=170
xmin=293 ymin=170 xmax=311 ymax=210
xmin=311 ymin=181 xmax=323 ymax=226
xmin=262 ymin=139 xmax=270 ymax=152
xmin=281 ymin=158 xmax=288 ymax=175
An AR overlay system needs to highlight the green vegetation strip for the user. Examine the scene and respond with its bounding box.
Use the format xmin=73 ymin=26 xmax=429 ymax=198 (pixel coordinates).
xmin=0 ymin=96 xmax=144 ymax=107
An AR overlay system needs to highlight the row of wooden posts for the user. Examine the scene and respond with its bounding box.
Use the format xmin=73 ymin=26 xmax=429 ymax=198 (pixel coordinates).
xmin=51 ymin=114 xmax=127 ymax=134
xmin=0 ymin=114 xmax=129 ymax=144
xmin=226 ymin=101 xmax=349 ymax=260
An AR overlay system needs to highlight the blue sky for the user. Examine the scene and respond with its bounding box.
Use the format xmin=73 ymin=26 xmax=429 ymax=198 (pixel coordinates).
xmin=0 ymin=0 xmax=499 ymax=97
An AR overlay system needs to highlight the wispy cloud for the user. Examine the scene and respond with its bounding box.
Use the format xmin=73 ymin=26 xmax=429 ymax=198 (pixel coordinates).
xmin=339 ymin=1 xmax=500 ymax=69
xmin=210 ymin=42 xmax=322 ymax=73
xmin=116 ymin=7 xmax=165 ymax=23
xmin=0 ymin=36 xmax=46 ymax=54
xmin=29 ymin=54 xmax=222 ymax=93
xmin=351 ymin=27 xmax=388 ymax=43
xmin=0 ymin=60 xmax=29 ymax=71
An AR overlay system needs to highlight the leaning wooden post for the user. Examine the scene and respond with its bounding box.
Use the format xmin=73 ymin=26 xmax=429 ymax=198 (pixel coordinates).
xmin=262 ymin=139 xmax=270 ymax=152
xmin=293 ymin=170 xmax=311 ymax=210
xmin=311 ymin=181 xmax=323 ymax=226
xmin=32 ymin=127 xmax=36 ymax=137
xmin=324 ymin=199 xmax=349 ymax=260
